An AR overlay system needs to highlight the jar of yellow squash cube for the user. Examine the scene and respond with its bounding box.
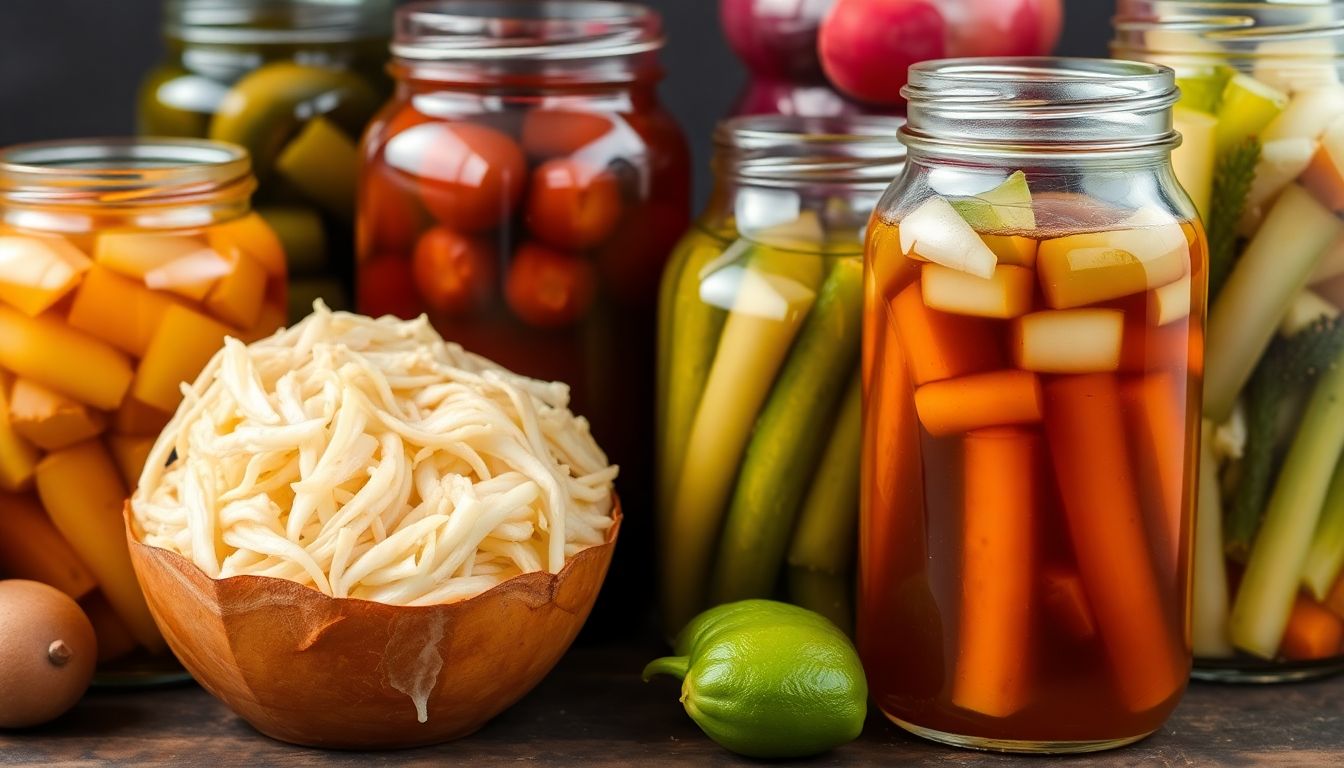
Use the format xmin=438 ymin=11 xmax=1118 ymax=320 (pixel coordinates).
xmin=0 ymin=138 xmax=287 ymax=684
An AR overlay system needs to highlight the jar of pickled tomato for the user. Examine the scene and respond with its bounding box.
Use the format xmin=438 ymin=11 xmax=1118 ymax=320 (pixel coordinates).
xmin=655 ymin=115 xmax=905 ymax=637
xmin=138 ymin=0 xmax=391 ymax=319
xmin=860 ymin=59 xmax=1204 ymax=751
xmin=357 ymin=0 xmax=690 ymax=632
xmin=1115 ymin=0 xmax=1344 ymax=684
xmin=0 ymin=138 xmax=287 ymax=684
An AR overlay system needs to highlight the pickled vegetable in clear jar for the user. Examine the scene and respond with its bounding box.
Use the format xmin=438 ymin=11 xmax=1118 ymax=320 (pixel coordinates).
xmin=860 ymin=59 xmax=1204 ymax=752
xmin=0 ymin=138 xmax=287 ymax=684
xmin=1116 ymin=0 xmax=1344 ymax=682
xmin=656 ymin=116 xmax=906 ymax=636
xmin=138 ymin=0 xmax=392 ymax=319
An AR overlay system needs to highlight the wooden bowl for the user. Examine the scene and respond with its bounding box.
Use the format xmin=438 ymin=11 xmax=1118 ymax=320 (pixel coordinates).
xmin=124 ymin=501 xmax=620 ymax=749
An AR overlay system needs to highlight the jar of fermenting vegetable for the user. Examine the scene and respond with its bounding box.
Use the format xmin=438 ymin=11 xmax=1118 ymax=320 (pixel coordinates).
xmin=657 ymin=115 xmax=906 ymax=637
xmin=0 ymin=138 xmax=287 ymax=684
xmin=1116 ymin=1 xmax=1344 ymax=683
xmin=358 ymin=0 xmax=690 ymax=633
xmin=861 ymin=59 xmax=1204 ymax=751
xmin=138 ymin=0 xmax=391 ymax=319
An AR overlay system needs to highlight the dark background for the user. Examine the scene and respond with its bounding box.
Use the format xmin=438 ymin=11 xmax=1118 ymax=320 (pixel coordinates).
xmin=0 ymin=0 xmax=1113 ymax=203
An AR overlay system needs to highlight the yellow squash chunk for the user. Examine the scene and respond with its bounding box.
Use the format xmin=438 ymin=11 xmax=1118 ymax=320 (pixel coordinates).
xmin=108 ymin=433 xmax=155 ymax=489
xmin=1013 ymin=309 xmax=1124 ymax=373
xmin=0 ymin=492 xmax=98 ymax=599
xmin=131 ymin=303 xmax=231 ymax=413
xmin=95 ymin=232 xmax=230 ymax=301
xmin=0 ymin=375 xmax=39 ymax=492
xmin=0 ymin=304 xmax=133 ymax=410
xmin=209 ymin=212 xmax=287 ymax=278
xmin=1037 ymin=207 xmax=1189 ymax=309
xmin=0 ymin=235 xmax=91 ymax=317
xmin=982 ymin=234 xmax=1038 ymax=268
xmin=239 ymin=301 xmax=287 ymax=344
xmin=275 ymin=117 xmax=359 ymax=218
xmin=1147 ymin=274 xmax=1193 ymax=326
xmin=204 ymin=248 xmax=267 ymax=329
xmin=8 ymin=378 xmax=108 ymax=450
xmin=36 ymin=440 xmax=164 ymax=651
xmin=67 ymin=265 xmax=175 ymax=358
xmin=921 ymin=263 xmax=1033 ymax=319
xmin=112 ymin=396 xmax=173 ymax=436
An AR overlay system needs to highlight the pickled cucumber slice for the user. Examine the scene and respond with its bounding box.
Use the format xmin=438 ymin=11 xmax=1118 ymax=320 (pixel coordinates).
xmin=275 ymin=117 xmax=359 ymax=219
xmin=949 ymin=171 xmax=1036 ymax=232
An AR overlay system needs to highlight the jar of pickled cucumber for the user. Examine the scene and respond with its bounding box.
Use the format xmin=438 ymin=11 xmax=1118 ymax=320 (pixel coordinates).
xmin=1115 ymin=1 xmax=1344 ymax=683
xmin=0 ymin=138 xmax=287 ymax=684
xmin=358 ymin=1 xmax=690 ymax=633
xmin=861 ymin=59 xmax=1204 ymax=751
xmin=138 ymin=0 xmax=391 ymax=319
xmin=656 ymin=115 xmax=905 ymax=637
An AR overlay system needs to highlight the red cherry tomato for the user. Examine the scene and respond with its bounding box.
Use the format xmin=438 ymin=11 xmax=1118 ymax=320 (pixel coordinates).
xmin=411 ymin=226 xmax=497 ymax=316
xmin=382 ymin=121 xmax=527 ymax=234
xmin=505 ymin=242 xmax=597 ymax=328
xmin=525 ymin=159 xmax=623 ymax=250
xmin=521 ymin=109 xmax=616 ymax=158
xmin=357 ymin=256 xmax=421 ymax=320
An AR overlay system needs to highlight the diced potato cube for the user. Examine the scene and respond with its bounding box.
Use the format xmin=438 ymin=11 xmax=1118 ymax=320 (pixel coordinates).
xmin=131 ymin=303 xmax=231 ymax=413
xmin=1013 ymin=309 xmax=1124 ymax=373
xmin=95 ymin=232 xmax=230 ymax=301
xmin=922 ymin=263 xmax=1033 ymax=319
xmin=0 ymin=491 xmax=98 ymax=599
xmin=899 ymin=196 xmax=998 ymax=278
xmin=204 ymin=248 xmax=267 ymax=329
xmin=8 ymin=378 xmax=107 ymax=450
xmin=982 ymin=235 xmax=1038 ymax=268
xmin=108 ymin=433 xmax=155 ymax=489
xmin=1037 ymin=207 xmax=1189 ymax=309
xmin=0 ymin=235 xmax=91 ymax=317
xmin=67 ymin=266 xmax=176 ymax=357
xmin=113 ymin=396 xmax=173 ymax=436
xmin=274 ymin=117 xmax=359 ymax=218
xmin=209 ymin=212 xmax=287 ymax=279
xmin=0 ymin=304 xmax=133 ymax=410
xmin=0 ymin=374 xmax=39 ymax=492
xmin=1148 ymin=274 xmax=1193 ymax=326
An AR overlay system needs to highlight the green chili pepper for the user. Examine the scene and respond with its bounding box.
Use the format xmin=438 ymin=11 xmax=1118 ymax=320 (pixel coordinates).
xmin=643 ymin=599 xmax=867 ymax=759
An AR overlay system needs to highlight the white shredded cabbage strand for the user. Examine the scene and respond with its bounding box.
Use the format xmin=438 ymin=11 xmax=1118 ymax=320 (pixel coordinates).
xmin=130 ymin=302 xmax=617 ymax=606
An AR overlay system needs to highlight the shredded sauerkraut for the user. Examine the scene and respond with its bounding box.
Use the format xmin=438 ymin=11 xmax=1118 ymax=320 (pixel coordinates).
xmin=130 ymin=302 xmax=617 ymax=606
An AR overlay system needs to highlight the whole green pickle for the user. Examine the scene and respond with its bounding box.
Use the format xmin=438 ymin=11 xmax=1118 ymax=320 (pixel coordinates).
xmin=643 ymin=599 xmax=866 ymax=759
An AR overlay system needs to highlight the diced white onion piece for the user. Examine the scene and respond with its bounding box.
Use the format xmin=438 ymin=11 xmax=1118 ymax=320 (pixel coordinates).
xmin=899 ymin=196 xmax=998 ymax=279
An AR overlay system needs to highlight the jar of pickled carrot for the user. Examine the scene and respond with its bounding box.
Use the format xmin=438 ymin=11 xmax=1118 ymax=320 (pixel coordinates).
xmin=656 ymin=115 xmax=905 ymax=637
xmin=1115 ymin=1 xmax=1344 ymax=684
xmin=860 ymin=59 xmax=1204 ymax=751
xmin=138 ymin=0 xmax=392 ymax=319
xmin=0 ymin=138 xmax=287 ymax=684
xmin=358 ymin=1 xmax=690 ymax=631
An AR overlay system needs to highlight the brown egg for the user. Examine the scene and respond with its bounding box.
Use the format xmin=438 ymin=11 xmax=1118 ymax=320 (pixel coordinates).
xmin=0 ymin=580 xmax=97 ymax=728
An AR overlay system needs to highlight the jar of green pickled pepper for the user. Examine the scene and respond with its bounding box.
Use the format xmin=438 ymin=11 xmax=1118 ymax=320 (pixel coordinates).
xmin=138 ymin=0 xmax=392 ymax=319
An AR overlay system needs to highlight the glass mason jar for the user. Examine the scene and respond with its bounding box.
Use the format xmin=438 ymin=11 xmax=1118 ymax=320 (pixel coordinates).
xmin=0 ymin=138 xmax=287 ymax=684
xmin=860 ymin=59 xmax=1204 ymax=752
xmin=357 ymin=0 xmax=690 ymax=633
xmin=138 ymin=0 xmax=391 ymax=319
xmin=1115 ymin=1 xmax=1344 ymax=683
xmin=656 ymin=115 xmax=906 ymax=636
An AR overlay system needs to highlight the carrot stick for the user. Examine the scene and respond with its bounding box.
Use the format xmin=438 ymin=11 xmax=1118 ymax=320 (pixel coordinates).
xmin=0 ymin=491 xmax=97 ymax=599
xmin=953 ymin=427 xmax=1036 ymax=718
xmin=1122 ymin=372 xmax=1189 ymax=585
xmin=1280 ymin=593 xmax=1344 ymax=661
xmin=1121 ymin=319 xmax=1199 ymax=376
xmin=891 ymin=281 xmax=1002 ymax=385
xmin=1045 ymin=374 xmax=1187 ymax=713
xmin=1042 ymin=566 xmax=1097 ymax=640
xmin=914 ymin=369 xmax=1042 ymax=437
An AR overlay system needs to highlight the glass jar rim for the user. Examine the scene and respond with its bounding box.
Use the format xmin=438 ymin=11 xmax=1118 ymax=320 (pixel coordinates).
xmin=165 ymin=0 xmax=393 ymax=46
xmin=1114 ymin=0 xmax=1344 ymax=60
xmin=901 ymin=57 xmax=1180 ymax=158
xmin=0 ymin=138 xmax=255 ymax=208
xmin=391 ymin=0 xmax=664 ymax=62
xmin=714 ymin=115 xmax=907 ymax=187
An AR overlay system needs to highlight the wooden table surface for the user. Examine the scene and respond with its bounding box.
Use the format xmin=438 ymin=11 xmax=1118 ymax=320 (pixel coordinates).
xmin=2 ymin=645 xmax=1340 ymax=767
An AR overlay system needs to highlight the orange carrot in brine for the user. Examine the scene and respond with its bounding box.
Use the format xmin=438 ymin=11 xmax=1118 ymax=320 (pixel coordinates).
xmin=1280 ymin=593 xmax=1344 ymax=660
xmin=953 ymin=427 xmax=1036 ymax=718
xmin=1121 ymin=319 xmax=1200 ymax=376
xmin=1123 ymin=372 xmax=1188 ymax=585
xmin=914 ymin=369 xmax=1042 ymax=437
xmin=892 ymin=282 xmax=1002 ymax=386
xmin=1042 ymin=566 xmax=1097 ymax=640
xmin=1045 ymin=374 xmax=1187 ymax=713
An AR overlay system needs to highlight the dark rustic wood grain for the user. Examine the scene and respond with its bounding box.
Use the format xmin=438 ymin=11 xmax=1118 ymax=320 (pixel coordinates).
xmin=2 ymin=646 xmax=1341 ymax=767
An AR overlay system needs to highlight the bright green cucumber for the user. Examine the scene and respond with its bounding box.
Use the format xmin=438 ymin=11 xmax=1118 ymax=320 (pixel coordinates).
xmin=709 ymin=256 xmax=864 ymax=604
xmin=787 ymin=369 xmax=862 ymax=576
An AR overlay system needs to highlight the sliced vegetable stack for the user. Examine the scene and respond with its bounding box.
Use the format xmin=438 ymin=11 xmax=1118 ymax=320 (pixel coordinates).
xmin=860 ymin=173 xmax=1202 ymax=739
